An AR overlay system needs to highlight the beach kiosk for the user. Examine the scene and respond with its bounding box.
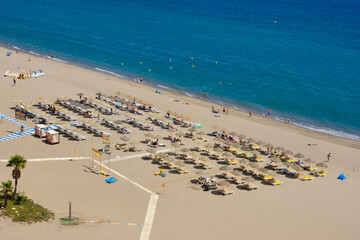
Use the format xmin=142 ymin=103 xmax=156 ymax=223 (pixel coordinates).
xmin=35 ymin=124 xmax=48 ymax=138
xmin=46 ymin=130 xmax=60 ymax=144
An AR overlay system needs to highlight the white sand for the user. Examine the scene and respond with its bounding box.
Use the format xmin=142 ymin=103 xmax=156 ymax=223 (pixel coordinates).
xmin=1 ymin=47 xmax=360 ymax=240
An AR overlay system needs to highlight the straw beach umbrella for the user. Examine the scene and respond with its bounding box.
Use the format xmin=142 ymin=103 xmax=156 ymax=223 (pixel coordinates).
xmin=283 ymin=150 xmax=293 ymax=155
xmin=219 ymin=165 xmax=232 ymax=173
xmin=96 ymin=92 xmax=102 ymax=97
xmin=265 ymin=144 xmax=274 ymax=149
xmin=175 ymin=161 xmax=185 ymax=168
xmin=247 ymin=138 xmax=256 ymax=143
xmin=256 ymin=140 xmax=265 ymax=146
xmin=229 ymin=132 xmax=238 ymax=137
xmin=316 ymin=162 xmax=328 ymax=169
xmin=303 ymin=158 xmax=315 ymax=164
xmin=275 ymin=146 xmax=284 ymax=152
xmin=120 ymin=135 xmax=131 ymax=144
xmin=211 ymin=125 xmax=220 ymax=131
xmin=193 ymin=139 xmax=202 ymax=148
xmin=146 ymin=148 xmax=157 ymax=159
xmin=230 ymin=170 xmax=242 ymax=176
xmin=294 ymin=153 xmax=305 ymax=159
xmin=171 ymin=142 xmax=181 ymax=155
xmin=205 ymin=143 xmax=213 ymax=152
xmin=243 ymin=176 xmax=255 ymax=183
xmin=180 ymin=148 xmax=190 ymax=154
xmin=218 ymin=180 xmax=231 ymax=189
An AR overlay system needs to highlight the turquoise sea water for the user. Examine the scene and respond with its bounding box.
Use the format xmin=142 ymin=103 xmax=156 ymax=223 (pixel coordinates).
xmin=0 ymin=0 xmax=359 ymax=140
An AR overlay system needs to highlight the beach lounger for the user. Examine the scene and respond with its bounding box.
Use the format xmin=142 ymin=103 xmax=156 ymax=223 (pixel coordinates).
xmin=245 ymin=183 xmax=259 ymax=190
xmin=219 ymin=188 xmax=234 ymax=195
xmin=313 ymin=170 xmax=327 ymax=177
xmin=222 ymin=172 xmax=235 ymax=180
xmin=266 ymin=178 xmax=283 ymax=186
xmin=226 ymin=158 xmax=238 ymax=165
xmin=176 ymin=168 xmax=189 ymax=174
xmin=233 ymin=177 xmax=246 ymax=185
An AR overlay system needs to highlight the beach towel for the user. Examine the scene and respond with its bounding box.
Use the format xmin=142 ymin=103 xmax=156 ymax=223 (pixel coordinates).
xmin=105 ymin=177 xmax=118 ymax=183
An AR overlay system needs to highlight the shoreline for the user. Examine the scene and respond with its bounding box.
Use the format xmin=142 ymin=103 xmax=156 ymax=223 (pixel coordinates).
xmin=1 ymin=45 xmax=359 ymax=149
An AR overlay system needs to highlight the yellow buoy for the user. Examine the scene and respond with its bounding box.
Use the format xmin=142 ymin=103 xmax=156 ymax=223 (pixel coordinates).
xmin=216 ymin=61 xmax=218 ymax=64
xmin=149 ymin=69 xmax=151 ymax=72
xmin=140 ymin=62 xmax=142 ymax=64
xmin=191 ymin=57 xmax=193 ymax=60
xmin=274 ymin=21 xmax=277 ymax=23
xmin=170 ymin=67 xmax=172 ymax=69
xmin=192 ymin=65 xmax=194 ymax=68
xmin=121 ymin=63 xmax=124 ymax=66
xmin=169 ymin=59 xmax=171 ymax=62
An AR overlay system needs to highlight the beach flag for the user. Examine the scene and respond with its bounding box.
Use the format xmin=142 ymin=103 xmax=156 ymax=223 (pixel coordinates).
xmin=337 ymin=173 xmax=347 ymax=181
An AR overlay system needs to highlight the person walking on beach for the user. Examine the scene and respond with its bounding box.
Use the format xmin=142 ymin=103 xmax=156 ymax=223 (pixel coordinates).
xmin=326 ymin=153 xmax=331 ymax=162
xmin=199 ymin=92 xmax=202 ymax=98
xmin=267 ymin=109 xmax=271 ymax=117
xmin=13 ymin=79 xmax=16 ymax=86
xmin=20 ymin=126 xmax=24 ymax=133
xmin=284 ymin=117 xmax=287 ymax=123
xmin=140 ymin=77 xmax=143 ymax=83
xmin=287 ymin=118 xmax=290 ymax=124
xmin=249 ymin=110 xmax=252 ymax=117
xmin=204 ymin=93 xmax=207 ymax=99
xmin=223 ymin=106 xmax=226 ymax=114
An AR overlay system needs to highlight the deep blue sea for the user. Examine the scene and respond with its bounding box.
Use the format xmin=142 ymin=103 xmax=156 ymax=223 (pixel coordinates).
xmin=1 ymin=0 xmax=360 ymax=140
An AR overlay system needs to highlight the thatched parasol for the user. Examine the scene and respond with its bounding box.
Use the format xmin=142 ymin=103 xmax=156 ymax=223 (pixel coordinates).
xmin=211 ymin=125 xmax=220 ymax=131
xmin=171 ymin=142 xmax=181 ymax=154
xmin=229 ymin=132 xmax=238 ymax=137
xmin=283 ymin=150 xmax=294 ymax=155
xmin=275 ymin=146 xmax=284 ymax=151
xmin=243 ymin=176 xmax=254 ymax=182
xmin=120 ymin=135 xmax=131 ymax=144
xmin=303 ymin=158 xmax=315 ymax=164
xmin=247 ymin=138 xmax=256 ymax=143
xmin=316 ymin=162 xmax=328 ymax=168
xmin=180 ymin=148 xmax=190 ymax=153
xmin=175 ymin=161 xmax=185 ymax=167
xmin=265 ymin=144 xmax=274 ymax=148
xmin=256 ymin=140 xmax=265 ymax=146
xmin=294 ymin=153 xmax=305 ymax=158
xmin=218 ymin=180 xmax=231 ymax=188
xmin=230 ymin=170 xmax=242 ymax=176
xmin=219 ymin=165 xmax=232 ymax=173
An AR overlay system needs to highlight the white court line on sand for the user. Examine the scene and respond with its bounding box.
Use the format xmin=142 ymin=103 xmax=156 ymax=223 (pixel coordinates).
xmin=0 ymin=156 xmax=90 ymax=163
xmin=92 ymin=159 xmax=159 ymax=240
xmin=102 ymin=148 xmax=172 ymax=164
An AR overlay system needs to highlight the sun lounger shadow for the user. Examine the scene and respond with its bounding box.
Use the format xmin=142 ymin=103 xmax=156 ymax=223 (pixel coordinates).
xmin=236 ymin=185 xmax=248 ymax=190
xmin=210 ymin=190 xmax=223 ymax=196
xmin=168 ymin=170 xmax=178 ymax=174
xmin=193 ymin=165 xmax=203 ymax=170
xmin=82 ymin=165 xmax=100 ymax=175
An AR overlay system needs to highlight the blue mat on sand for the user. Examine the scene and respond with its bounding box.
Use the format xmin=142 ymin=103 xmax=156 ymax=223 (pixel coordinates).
xmin=105 ymin=177 xmax=118 ymax=183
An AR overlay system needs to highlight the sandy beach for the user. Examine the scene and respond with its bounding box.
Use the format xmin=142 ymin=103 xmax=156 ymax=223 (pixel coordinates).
xmin=1 ymin=46 xmax=360 ymax=240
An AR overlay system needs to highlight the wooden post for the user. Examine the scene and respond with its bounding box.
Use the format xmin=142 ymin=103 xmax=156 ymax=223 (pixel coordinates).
xmin=100 ymin=155 xmax=102 ymax=171
xmin=69 ymin=201 xmax=72 ymax=220
xmin=162 ymin=183 xmax=165 ymax=195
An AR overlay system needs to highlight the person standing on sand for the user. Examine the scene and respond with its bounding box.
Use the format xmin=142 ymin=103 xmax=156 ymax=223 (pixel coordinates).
xmin=204 ymin=93 xmax=207 ymax=99
xmin=223 ymin=107 xmax=226 ymax=114
xmin=13 ymin=79 xmax=16 ymax=86
xmin=249 ymin=110 xmax=252 ymax=117
xmin=267 ymin=109 xmax=271 ymax=116
xmin=199 ymin=92 xmax=202 ymax=98
xmin=287 ymin=118 xmax=290 ymax=124
xmin=326 ymin=153 xmax=331 ymax=162
xmin=285 ymin=117 xmax=287 ymax=123
xmin=140 ymin=77 xmax=143 ymax=83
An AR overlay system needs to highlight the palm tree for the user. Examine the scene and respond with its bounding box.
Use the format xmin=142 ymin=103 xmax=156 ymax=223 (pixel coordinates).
xmin=1 ymin=180 xmax=13 ymax=208
xmin=7 ymin=155 xmax=27 ymax=199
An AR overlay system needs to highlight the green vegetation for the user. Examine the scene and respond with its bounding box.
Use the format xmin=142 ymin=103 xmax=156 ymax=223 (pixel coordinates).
xmin=0 ymin=193 xmax=54 ymax=223
xmin=0 ymin=155 xmax=54 ymax=223
xmin=7 ymin=154 xmax=27 ymax=199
